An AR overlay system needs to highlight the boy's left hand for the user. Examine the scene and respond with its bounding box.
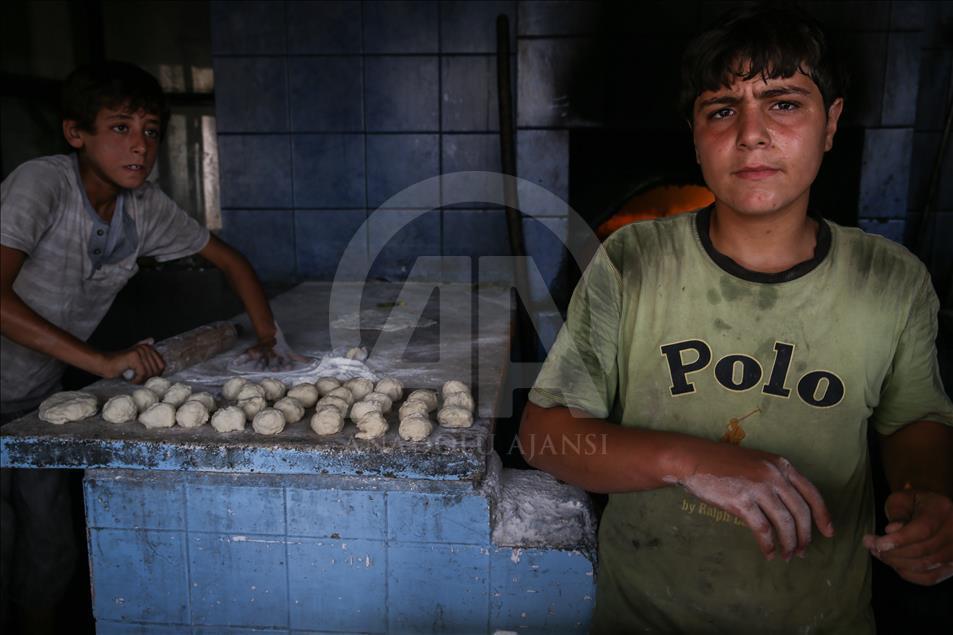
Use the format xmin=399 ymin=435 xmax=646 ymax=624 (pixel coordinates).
xmin=863 ymin=489 xmax=953 ymax=585
xmin=235 ymin=339 xmax=309 ymax=372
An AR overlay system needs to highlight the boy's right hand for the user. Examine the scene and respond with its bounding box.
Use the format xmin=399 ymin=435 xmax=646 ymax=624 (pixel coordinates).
xmin=672 ymin=443 xmax=834 ymax=561
xmin=100 ymin=339 xmax=165 ymax=383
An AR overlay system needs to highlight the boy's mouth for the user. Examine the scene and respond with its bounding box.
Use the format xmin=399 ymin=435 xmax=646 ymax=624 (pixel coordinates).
xmin=124 ymin=164 xmax=145 ymax=171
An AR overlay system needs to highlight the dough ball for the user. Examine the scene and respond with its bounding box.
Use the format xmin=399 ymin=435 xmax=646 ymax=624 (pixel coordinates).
xmin=375 ymin=378 xmax=403 ymax=402
xmin=355 ymin=411 xmax=388 ymax=440
xmin=222 ymin=377 xmax=248 ymax=401
xmin=131 ymin=388 xmax=158 ymax=411
xmin=442 ymin=380 xmax=470 ymax=397
xmin=399 ymin=400 xmax=430 ymax=421
xmin=238 ymin=396 xmax=266 ymax=420
xmin=343 ymin=378 xmax=374 ymax=401
xmin=443 ymin=391 xmax=474 ymax=412
xmin=317 ymin=395 xmax=350 ymax=416
xmin=211 ymin=406 xmax=246 ymax=433
xmin=287 ymin=383 xmax=319 ymax=408
xmin=144 ymin=376 xmax=172 ymax=397
xmin=253 ymin=408 xmax=286 ymax=435
xmin=175 ymin=400 xmax=210 ymax=429
xmin=327 ymin=386 xmax=354 ymax=405
xmin=102 ymin=395 xmax=137 ymax=424
xmin=363 ymin=391 xmax=393 ymax=413
xmin=310 ymin=406 xmax=344 ymax=435
xmin=350 ymin=400 xmax=382 ymax=421
xmin=138 ymin=402 xmax=176 ymax=429
xmin=260 ymin=378 xmax=287 ymax=401
xmin=315 ymin=377 xmax=341 ymax=396
xmin=189 ymin=392 xmax=217 ymax=411
xmin=162 ymin=382 xmax=193 ymax=407
xmin=236 ymin=382 xmax=265 ymax=401
xmin=273 ymin=397 xmax=305 ymax=423
xmin=437 ymin=406 xmax=473 ymax=429
xmin=398 ymin=414 xmax=433 ymax=442
xmin=406 ymin=389 xmax=438 ymax=411
xmin=345 ymin=346 xmax=368 ymax=361
xmin=38 ymin=391 xmax=98 ymax=424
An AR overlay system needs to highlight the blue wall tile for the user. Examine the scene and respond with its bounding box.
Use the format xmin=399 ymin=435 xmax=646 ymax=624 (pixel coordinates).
xmin=442 ymin=210 xmax=509 ymax=257
xmin=189 ymin=534 xmax=288 ymax=628
xmin=217 ymin=135 xmax=293 ymax=208
xmin=523 ymin=216 xmax=568 ymax=304
xmin=213 ymin=57 xmax=288 ymax=133
xmin=882 ymin=32 xmax=921 ymax=127
xmin=442 ymin=56 xmax=499 ymax=132
xmin=292 ymin=134 xmax=365 ymax=207
xmin=441 ymin=1 xmax=516 ymax=53
xmin=490 ymin=548 xmax=594 ymax=634
xmin=218 ymin=210 xmax=296 ymax=282
xmin=388 ymin=543 xmax=489 ymax=633
xmin=288 ymin=57 xmax=363 ymax=132
xmin=366 ymin=134 xmax=439 ymax=208
xmin=187 ymin=483 xmax=285 ymax=535
xmin=364 ymin=1 xmax=438 ymax=53
xmin=442 ymin=134 xmax=501 ymax=174
xmin=96 ymin=623 xmax=186 ymax=635
xmin=294 ymin=210 xmax=368 ymax=280
xmin=368 ymin=209 xmax=442 ymax=280
xmin=286 ymin=487 xmax=386 ymax=539
xmin=387 ymin=491 xmax=490 ymax=544
xmin=287 ymin=1 xmax=363 ymax=54
xmin=85 ymin=473 xmax=185 ymax=531
xmin=193 ymin=629 xmax=289 ymax=635
xmin=90 ymin=529 xmax=189 ymax=624
xmin=518 ymin=0 xmax=601 ymax=36
xmin=859 ymin=128 xmax=914 ymax=218
xmin=365 ymin=57 xmax=439 ymax=132
xmin=517 ymin=130 xmax=570 ymax=215
xmin=287 ymin=538 xmax=386 ymax=632
xmin=210 ymin=0 xmax=285 ymax=55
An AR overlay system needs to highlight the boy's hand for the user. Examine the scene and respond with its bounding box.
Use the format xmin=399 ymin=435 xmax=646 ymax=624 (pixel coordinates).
xmin=101 ymin=340 xmax=165 ymax=383
xmin=234 ymin=339 xmax=308 ymax=372
xmin=863 ymin=488 xmax=953 ymax=585
xmin=674 ymin=443 xmax=834 ymax=561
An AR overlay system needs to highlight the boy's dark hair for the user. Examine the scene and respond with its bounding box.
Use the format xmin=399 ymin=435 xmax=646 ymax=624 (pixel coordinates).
xmin=679 ymin=4 xmax=847 ymax=120
xmin=61 ymin=60 xmax=170 ymax=136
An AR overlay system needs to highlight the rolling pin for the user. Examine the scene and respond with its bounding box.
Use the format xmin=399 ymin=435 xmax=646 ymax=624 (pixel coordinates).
xmin=122 ymin=321 xmax=239 ymax=380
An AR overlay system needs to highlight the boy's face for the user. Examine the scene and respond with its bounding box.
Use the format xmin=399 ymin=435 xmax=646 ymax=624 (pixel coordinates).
xmin=63 ymin=104 xmax=162 ymax=193
xmin=691 ymin=67 xmax=842 ymax=220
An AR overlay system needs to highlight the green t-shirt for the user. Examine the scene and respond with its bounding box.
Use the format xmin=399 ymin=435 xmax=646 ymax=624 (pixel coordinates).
xmin=529 ymin=208 xmax=953 ymax=633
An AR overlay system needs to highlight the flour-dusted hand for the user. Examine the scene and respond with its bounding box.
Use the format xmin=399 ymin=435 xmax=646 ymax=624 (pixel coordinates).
xmin=673 ymin=443 xmax=835 ymax=561
xmin=103 ymin=339 xmax=165 ymax=383
xmin=863 ymin=489 xmax=953 ymax=585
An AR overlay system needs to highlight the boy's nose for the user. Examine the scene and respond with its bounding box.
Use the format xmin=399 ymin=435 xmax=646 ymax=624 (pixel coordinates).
xmin=735 ymin=108 xmax=770 ymax=149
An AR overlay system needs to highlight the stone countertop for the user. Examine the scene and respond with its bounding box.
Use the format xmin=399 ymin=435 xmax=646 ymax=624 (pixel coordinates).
xmin=1 ymin=282 xmax=512 ymax=482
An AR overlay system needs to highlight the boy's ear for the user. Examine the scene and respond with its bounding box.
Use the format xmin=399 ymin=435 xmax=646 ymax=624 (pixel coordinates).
xmin=62 ymin=120 xmax=85 ymax=149
xmin=823 ymin=98 xmax=844 ymax=152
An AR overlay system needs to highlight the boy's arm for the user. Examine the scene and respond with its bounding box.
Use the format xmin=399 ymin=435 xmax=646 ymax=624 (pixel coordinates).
xmin=197 ymin=235 xmax=280 ymax=361
xmin=0 ymin=245 xmax=165 ymax=382
xmin=864 ymin=420 xmax=953 ymax=585
xmin=520 ymin=401 xmax=834 ymax=561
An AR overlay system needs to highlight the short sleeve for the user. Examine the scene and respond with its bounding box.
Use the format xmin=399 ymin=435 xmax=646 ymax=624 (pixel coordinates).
xmin=0 ymin=160 xmax=63 ymax=255
xmin=135 ymin=184 xmax=210 ymax=261
xmin=528 ymin=245 xmax=623 ymax=419
xmin=872 ymin=271 xmax=953 ymax=435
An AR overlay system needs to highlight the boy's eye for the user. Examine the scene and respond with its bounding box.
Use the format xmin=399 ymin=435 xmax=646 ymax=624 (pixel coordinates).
xmin=145 ymin=128 xmax=160 ymax=139
xmin=112 ymin=124 xmax=128 ymax=133
xmin=709 ymin=108 xmax=734 ymax=120
xmin=772 ymin=101 xmax=800 ymax=112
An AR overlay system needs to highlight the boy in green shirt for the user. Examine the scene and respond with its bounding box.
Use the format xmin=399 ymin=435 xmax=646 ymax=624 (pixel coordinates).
xmin=522 ymin=6 xmax=952 ymax=632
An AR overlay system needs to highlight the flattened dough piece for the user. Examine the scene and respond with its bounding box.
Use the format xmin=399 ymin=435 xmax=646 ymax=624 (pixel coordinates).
xmin=144 ymin=376 xmax=171 ymax=397
xmin=317 ymin=395 xmax=350 ymax=416
xmin=222 ymin=377 xmax=248 ymax=401
xmin=253 ymin=408 xmax=286 ymax=435
xmin=315 ymin=377 xmax=341 ymax=396
xmin=437 ymin=406 xmax=473 ymax=429
xmin=162 ymin=382 xmax=193 ymax=407
xmin=273 ymin=397 xmax=305 ymax=423
xmin=443 ymin=391 xmax=474 ymax=412
xmin=38 ymin=391 xmax=98 ymax=424
xmin=327 ymin=386 xmax=354 ymax=405
xmin=398 ymin=400 xmax=430 ymax=420
xmin=102 ymin=395 xmax=137 ymax=423
xmin=189 ymin=392 xmax=217 ymax=411
xmin=310 ymin=406 xmax=345 ymax=435
xmin=441 ymin=380 xmax=470 ymax=397
xmin=211 ymin=406 xmax=246 ymax=432
xmin=238 ymin=396 xmax=266 ymax=420
xmin=398 ymin=414 xmax=433 ymax=441
xmin=287 ymin=383 xmax=319 ymax=408
xmin=363 ymin=391 xmax=393 ymax=413
xmin=406 ymin=389 xmax=438 ymax=411
xmin=138 ymin=402 xmax=176 ymax=429
xmin=375 ymin=378 xmax=403 ymax=402
xmin=131 ymin=388 xmax=158 ymax=411
xmin=355 ymin=411 xmax=388 ymax=440
xmin=350 ymin=400 xmax=382 ymax=421
xmin=344 ymin=378 xmax=374 ymax=401
xmin=176 ymin=400 xmax=210 ymax=428
xmin=236 ymin=382 xmax=265 ymax=401
xmin=260 ymin=378 xmax=287 ymax=401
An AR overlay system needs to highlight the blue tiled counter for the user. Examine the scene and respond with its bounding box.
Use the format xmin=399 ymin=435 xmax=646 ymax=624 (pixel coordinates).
xmin=1 ymin=283 xmax=596 ymax=633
